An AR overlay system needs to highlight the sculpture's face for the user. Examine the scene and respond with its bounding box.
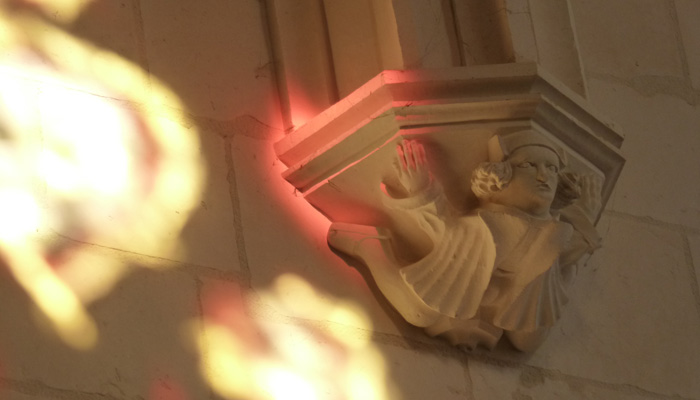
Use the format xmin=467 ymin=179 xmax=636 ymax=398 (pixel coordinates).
xmin=492 ymin=145 xmax=560 ymax=218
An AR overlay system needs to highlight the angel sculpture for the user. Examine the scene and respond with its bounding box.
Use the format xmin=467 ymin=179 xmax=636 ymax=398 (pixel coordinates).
xmin=327 ymin=129 xmax=602 ymax=351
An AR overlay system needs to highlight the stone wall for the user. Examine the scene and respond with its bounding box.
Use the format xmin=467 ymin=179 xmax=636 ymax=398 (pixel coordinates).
xmin=0 ymin=0 xmax=698 ymax=399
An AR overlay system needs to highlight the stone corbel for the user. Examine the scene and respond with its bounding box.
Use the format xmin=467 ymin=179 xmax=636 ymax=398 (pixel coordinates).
xmin=274 ymin=63 xmax=624 ymax=351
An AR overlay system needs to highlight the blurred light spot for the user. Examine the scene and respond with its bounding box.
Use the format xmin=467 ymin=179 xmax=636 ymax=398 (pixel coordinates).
xmin=194 ymin=323 xmax=253 ymax=400
xmin=193 ymin=275 xmax=391 ymax=400
xmin=0 ymin=71 xmax=40 ymax=133
xmin=0 ymin=189 xmax=39 ymax=242
xmin=273 ymin=273 xmax=319 ymax=315
xmin=0 ymin=242 xmax=98 ymax=350
xmin=56 ymin=249 xmax=129 ymax=304
xmin=346 ymin=349 xmax=388 ymax=400
xmin=38 ymin=86 xmax=133 ymax=197
xmin=38 ymin=150 xmax=80 ymax=192
xmin=18 ymin=0 xmax=95 ymax=23
xmin=349 ymin=371 xmax=380 ymax=400
xmin=0 ymin=3 xmax=203 ymax=350
xmin=260 ymin=367 xmax=318 ymax=400
xmin=269 ymin=273 xmax=372 ymax=333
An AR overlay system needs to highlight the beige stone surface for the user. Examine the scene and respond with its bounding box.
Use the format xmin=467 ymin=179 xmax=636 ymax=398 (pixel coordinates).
xmin=469 ymin=360 xmax=660 ymax=400
xmin=688 ymin=233 xmax=700 ymax=298
xmin=139 ymin=0 xmax=281 ymax=124
xmin=378 ymin=342 xmax=469 ymax=400
xmin=0 ymin=392 xmax=58 ymax=400
xmin=177 ymin=131 xmax=240 ymax=272
xmin=570 ymin=0 xmax=685 ymax=79
xmin=323 ymin=0 xmax=384 ymax=98
xmin=36 ymin=0 xmax=151 ymax=100
xmin=393 ymin=0 xmax=458 ymax=69
xmin=675 ymin=0 xmax=700 ymax=90
xmin=522 ymin=215 xmax=700 ymax=398
xmin=266 ymin=0 xmax=338 ymax=127
xmin=505 ymin=5 xmax=538 ymax=63
xmin=38 ymin=101 xmax=240 ymax=271
xmin=453 ymin=0 xmax=515 ymax=65
xmin=70 ymin=0 xmax=148 ymax=73
xmin=0 ymin=260 xmax=208 ymax=399
xmin=585 ymin=79 xmax=700 ymax=229
xmin=528 ymin=0 xmax=585 ymax=95
xmin=0 ymin=384 xmax=116 ymax=400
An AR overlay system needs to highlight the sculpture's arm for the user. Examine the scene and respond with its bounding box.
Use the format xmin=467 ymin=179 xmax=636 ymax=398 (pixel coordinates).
xmin=380 ymin=139 xmax=454 ymax=212
xmin=382 ymin=140 xmax=431 ymax=198
xmin=380 ymin=140 xmax=450 ymax=255
xmin=559 ymin=175 xmax=603 ymax=266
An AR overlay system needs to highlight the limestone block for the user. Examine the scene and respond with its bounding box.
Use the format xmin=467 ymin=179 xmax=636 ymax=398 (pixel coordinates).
xmin=70 ymin=0 xmax=150 ymax=79
xmin=390 ymin=0 xmax=459 ymax=69
xmin=688 ymin=233 xmax=700 ymax=296
xmin=675 ymin=0 xmax=700 ymax=90
xmin=469 ymin=361 xmax=657 ymax=400
xmin=323 ymin=0 xmax=385 ymax=99
xmin=0 ymin=393 xmax=57 ymax=400
xmin=176 ymin=131 xmax=241 ymax=272
xmin=504 ymin=0 xmax=537 ymax=63
xmin=265 ymin=0 xmax=338 ymax=128
xmin=0 ymin=259 xmax=208 ymax=399
xmin=377 ymin=342 xmax=469 ymax=400
xmin=453 ymin=0 xmax=515 ymax=65
xmin=34 ymin=90 xmax=212 ymax=267
xmin=528 ymin=0 xmax=585 ymax=95
xmin=139 ymin=0 xmax=281 ymax=124
xmin=586 ymin=79 xmax=700 ymax=229
xmin=523 ymin=215 xmax=700 ymax=398
xmin=1 ymin=0 xmax=150 ymax=101
xmin=1 ymin=26 xmax=210 ymax=265
xmin=570 ymin=0 xmax=685 ymax=79
xmin=504 ymin=0 xmax=586 ymax=95
xmin=505 ymin=0 xmax=530 ymax=14
xmin=323 ymin=0 xmax=460 ymax=99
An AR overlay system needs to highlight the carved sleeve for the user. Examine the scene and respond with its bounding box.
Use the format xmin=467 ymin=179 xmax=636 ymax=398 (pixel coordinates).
xmin=382 ymin=178 xmax=451 ymax=241
xmin=558 ymin=204 xmax=602 ymax=267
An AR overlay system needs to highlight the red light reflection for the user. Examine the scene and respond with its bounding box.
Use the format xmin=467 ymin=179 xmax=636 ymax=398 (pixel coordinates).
xmin=149 ymin=376 xmax=189 ymax=400
xmin=285 ymin=80 xmax=325 ymax=130
xmin=200 ymin=280 xmax=271 ymax=353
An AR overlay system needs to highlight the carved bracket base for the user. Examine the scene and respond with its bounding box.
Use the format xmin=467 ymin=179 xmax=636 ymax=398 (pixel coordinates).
xmin=274 ymin=64 xmax=624 ymax=351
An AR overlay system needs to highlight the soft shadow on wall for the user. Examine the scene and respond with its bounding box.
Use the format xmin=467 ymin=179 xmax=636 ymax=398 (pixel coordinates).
xmin=0 ymin=0 xmax=397 ymax=399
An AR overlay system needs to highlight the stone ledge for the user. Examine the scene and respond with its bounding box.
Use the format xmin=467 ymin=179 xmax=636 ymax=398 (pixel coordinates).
xmin=274 ymin=64 xmax=624 ymax=225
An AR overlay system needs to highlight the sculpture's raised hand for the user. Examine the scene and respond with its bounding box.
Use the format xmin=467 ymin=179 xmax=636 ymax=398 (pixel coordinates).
xmin=575 ymin=174 xmax=603 ymax=222
xmin=384 ymin=140 xmax=431 ymax=198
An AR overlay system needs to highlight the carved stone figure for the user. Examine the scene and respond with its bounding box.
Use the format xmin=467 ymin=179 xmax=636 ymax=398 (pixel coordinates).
xmin=327 ymin=129 xmax=602 ymax=351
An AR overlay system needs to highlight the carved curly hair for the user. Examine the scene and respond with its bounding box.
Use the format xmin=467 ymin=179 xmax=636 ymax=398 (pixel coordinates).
xmin=470 ymin=162 xmax=581 ymax=209
xmin=470 ymin=162 xmax=512 ymax=200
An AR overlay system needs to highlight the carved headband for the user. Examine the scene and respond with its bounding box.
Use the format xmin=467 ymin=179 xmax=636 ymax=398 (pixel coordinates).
xmin=487 ymin=129 xmax=568 ymax=167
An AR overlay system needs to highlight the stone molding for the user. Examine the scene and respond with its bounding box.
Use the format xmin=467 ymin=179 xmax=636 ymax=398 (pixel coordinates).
xmin=275 ymin=63 xmax=622 ymax=204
